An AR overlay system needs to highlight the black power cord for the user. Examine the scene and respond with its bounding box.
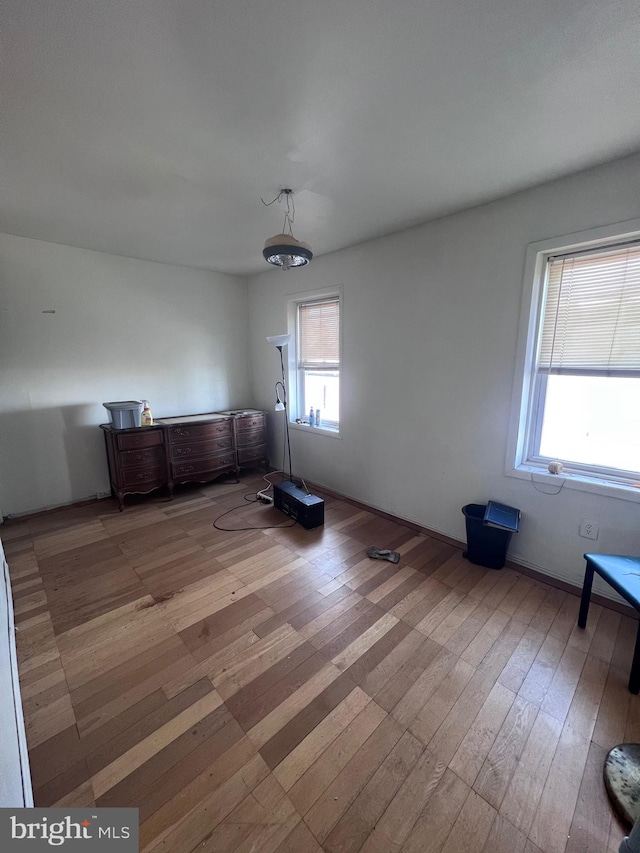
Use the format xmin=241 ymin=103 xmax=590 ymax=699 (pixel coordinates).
xmin=212 ymin=492 xmax=297 ymax=531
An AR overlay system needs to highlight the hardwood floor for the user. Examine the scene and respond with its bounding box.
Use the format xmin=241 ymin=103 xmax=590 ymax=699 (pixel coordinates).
xmin=4 ymin=473 xmax=634 ymax=852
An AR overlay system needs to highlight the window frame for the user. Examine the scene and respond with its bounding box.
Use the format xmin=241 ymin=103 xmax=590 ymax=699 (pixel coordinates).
xmin=286 ymin=286 xmax=343 ymax=438
xmin=506 ymin=218 xmax=640 ymax=503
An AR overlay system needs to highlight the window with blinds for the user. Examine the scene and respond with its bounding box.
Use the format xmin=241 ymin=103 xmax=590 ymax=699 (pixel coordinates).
xmin=539 ymin=243 xmax=640 ymax=376
xmin=298 ymin=299 xmax=340 ymax=369
xmin=296 ymin=296 xmax=340 ymax=430
xmin=526 ymin=238 xmax=640 ymax=479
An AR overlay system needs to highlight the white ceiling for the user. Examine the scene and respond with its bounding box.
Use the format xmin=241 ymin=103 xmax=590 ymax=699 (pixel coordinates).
xmin=2 ymin=0 xmax=640 ymax=275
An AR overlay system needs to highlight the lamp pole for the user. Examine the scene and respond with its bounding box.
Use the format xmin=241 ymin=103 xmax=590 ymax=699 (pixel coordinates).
xmin=275 ymin=346 xmax=293 ymax=482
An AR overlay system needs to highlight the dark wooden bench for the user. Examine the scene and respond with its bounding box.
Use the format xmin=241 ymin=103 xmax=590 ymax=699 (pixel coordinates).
xmin=579 ymin=553 xmax=640 ymax=693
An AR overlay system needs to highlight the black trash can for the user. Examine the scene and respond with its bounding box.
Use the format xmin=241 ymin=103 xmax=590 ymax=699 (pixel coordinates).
xmin=462 ymin=504 xmax=513 ymax=569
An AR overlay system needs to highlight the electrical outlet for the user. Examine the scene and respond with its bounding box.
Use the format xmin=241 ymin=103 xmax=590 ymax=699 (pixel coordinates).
xmin=579 ymin=519 xmax=599 ymax=540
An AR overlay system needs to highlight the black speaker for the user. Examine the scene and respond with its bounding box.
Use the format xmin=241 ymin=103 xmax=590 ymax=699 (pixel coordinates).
xmin=273 ymin=481 xmax=325 ymax=529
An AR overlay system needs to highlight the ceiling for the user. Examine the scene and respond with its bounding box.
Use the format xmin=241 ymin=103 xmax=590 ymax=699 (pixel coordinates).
xmin=2 ymin=0 xmax=640 ymax=275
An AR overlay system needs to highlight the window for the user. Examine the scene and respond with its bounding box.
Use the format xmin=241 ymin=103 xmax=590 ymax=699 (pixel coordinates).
xmin=514 ymin=229 xmax=640 ymax=490
xmin=295 ymin=296 xmax=340 ymax=430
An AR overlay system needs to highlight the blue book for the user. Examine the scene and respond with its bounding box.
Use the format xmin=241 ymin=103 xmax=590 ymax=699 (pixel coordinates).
xmin=484 ymin=501 xmax=521 ymax=532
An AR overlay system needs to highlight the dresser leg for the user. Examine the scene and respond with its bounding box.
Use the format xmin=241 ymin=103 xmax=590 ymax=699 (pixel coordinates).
xmin=117 ymin=492 xmax=124 ymax=512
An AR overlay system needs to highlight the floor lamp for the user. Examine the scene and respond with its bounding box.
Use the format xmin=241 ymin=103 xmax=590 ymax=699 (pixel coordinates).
xmin=266 ymin=334 xmax=293 ymax=483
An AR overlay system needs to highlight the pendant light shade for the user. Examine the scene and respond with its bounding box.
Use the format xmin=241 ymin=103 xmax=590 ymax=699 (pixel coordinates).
xmin=262 ymin=189 xmax=313 ymax=270
xmin=263 ymin=234 xmax=313 ymax=269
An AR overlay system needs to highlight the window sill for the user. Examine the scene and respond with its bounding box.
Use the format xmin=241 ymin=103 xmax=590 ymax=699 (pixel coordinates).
xmin=289 ymin=421 xmax=342 ymax=440
xmin=507 ymin=464 xmax=640 ymax=503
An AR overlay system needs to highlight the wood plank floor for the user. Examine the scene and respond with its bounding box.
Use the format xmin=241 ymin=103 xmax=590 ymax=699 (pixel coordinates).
xmin=4 ymin=473 xmax=635 ymax=852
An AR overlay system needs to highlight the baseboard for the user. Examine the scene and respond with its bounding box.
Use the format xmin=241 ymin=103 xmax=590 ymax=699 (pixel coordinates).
xmin=309 ymin=480 xmax=638 ymax=621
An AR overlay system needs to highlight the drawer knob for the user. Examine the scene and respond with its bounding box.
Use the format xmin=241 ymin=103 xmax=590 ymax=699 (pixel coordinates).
xmin=176 ymin=447 xmax=192 ymax=455
xmin=174 ymin=427 xmax=189 ymax=437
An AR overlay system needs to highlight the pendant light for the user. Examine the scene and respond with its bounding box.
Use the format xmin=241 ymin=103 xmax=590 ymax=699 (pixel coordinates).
xmin=262 ymin=189 xmax=313 ymax=270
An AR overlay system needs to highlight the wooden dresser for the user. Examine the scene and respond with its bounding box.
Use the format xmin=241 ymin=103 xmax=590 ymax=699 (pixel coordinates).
xmin=219 ymin=409 xmax=269 ymax=473
xmin=100 ymin=408 xmax=267 ymax=510
xmin=100 ymin=424 xmax=166 ymax=511
xmin=159 ymin=413 xmax=238 ymax=497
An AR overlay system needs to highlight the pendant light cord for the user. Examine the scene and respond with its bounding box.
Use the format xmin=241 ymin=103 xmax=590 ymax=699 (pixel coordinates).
xmin=261 ymin=188 xmax=296 ymax=236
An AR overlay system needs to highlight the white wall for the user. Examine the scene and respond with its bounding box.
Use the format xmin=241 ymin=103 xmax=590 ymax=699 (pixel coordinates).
xmin=247 ymin=152 xmax=640 ymax=594
xmin=0 ymin=235 xmax=250 ymax=515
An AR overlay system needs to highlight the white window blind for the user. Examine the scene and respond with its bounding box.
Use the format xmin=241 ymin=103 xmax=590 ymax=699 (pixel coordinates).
xmin=539 ymin=242 xmax=640 ymax=376
xmin=298 ymin=299 xmax=340 ymax=368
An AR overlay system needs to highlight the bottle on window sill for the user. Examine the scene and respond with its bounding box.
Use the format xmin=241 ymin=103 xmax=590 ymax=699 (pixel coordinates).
xmin=315 ymin=409 xmax=321 ymax=427
xmin=309 ymin=406 xmax=314 ymax=426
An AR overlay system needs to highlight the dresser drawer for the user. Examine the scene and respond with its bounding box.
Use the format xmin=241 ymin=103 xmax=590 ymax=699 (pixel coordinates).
xmin=236 ymin=428 xmax=265 ymax=447
xmin=236 ymin=414 xmax=265 ymax=431
xmin=168 ymin=420 xmax=232 ymax=443
xmin=238 ymin=445 xmax=267 ymax=464
xmin=170 ymin=435 xmax=233 ymax=460
xmin=120 ymin=445 xmax=164 ymax=469
xmin=117 ymin=429 xmax=163 ymax=451
xmin=121 ymin=465 xmax=165 ymax=487
xmin=172 ymin=453 xmax=236 ymax=478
